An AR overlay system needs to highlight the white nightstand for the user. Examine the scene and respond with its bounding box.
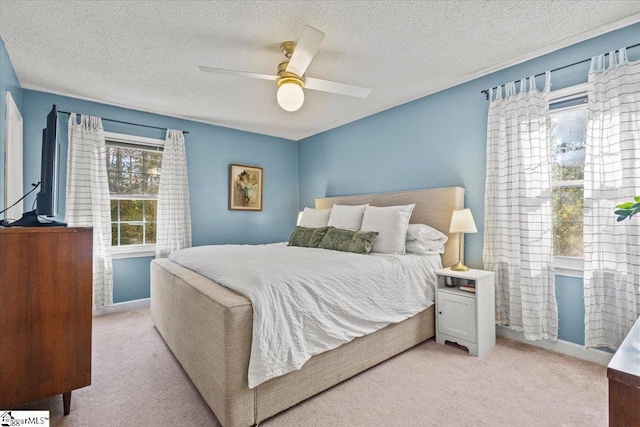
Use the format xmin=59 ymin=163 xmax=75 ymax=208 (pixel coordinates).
xmin=435 ymin=268 xmax=496 ymax=357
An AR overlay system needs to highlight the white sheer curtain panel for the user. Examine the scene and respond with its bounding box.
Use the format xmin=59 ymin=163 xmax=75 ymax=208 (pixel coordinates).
xmin=156 ymin=129 xmax=192 ymax=258
xmin=584 ymin=48 xmax=640 ymax=349
xmin=66 ymin=113 xmax=113 ymax=308
xmin=483 ymin=73 xmax=558 ymax=341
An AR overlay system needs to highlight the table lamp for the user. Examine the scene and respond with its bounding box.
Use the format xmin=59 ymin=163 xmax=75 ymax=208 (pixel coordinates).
xmin=449 ymin=208 xmax=477 ymax=271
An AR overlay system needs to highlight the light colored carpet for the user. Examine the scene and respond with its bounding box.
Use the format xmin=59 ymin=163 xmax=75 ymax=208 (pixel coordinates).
xmin=19 ymin=307 xmax=607 ymax=426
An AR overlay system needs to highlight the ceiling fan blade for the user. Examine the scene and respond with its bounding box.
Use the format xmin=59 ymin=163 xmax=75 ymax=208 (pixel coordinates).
xmin=305 ymin=77 xmax=371 ymax=98
xmin=286 ymin=25 xmax=325 ymax=77
xmin=199 ymin=66 xmax=277 ymax=81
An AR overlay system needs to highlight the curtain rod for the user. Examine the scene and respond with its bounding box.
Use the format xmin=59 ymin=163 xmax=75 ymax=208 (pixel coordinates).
xmin=480 ymin=42 xmax=640 ymax=100
xmin=58 ymin=110 xmax=189 ymax=134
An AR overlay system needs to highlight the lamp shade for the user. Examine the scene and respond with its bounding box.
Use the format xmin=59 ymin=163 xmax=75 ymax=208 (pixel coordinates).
xmin=449 ymin=208 xmax=478 ymax=233
xmin=277 ymin=82 xmax=304 ymax=112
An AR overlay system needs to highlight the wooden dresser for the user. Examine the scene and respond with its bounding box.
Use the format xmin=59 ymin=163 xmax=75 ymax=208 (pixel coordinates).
xmin=0 ymin=227 xmax=92 ymax=415
xmin=608 ymin=315 xmax=640 ymax=426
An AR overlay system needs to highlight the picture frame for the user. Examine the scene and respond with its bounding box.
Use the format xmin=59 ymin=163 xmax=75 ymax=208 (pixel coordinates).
xmin=229 ymin=164 xmax=263 ymax=211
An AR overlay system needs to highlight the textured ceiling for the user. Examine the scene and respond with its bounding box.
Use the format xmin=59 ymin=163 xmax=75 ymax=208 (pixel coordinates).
xmin=1 ymin=1 xmax=640 ymax=141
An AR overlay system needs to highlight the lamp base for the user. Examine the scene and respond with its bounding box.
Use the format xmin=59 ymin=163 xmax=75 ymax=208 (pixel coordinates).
xmin=450 ymin=261 xmax=469 ymax=272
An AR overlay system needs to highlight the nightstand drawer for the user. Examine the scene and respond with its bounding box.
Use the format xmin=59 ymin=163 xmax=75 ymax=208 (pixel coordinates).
xmin=437 ymin=292 xmax=477 ymax=343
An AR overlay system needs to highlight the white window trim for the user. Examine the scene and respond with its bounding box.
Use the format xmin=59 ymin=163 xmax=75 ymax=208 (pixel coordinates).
xmin=549 ymin=83 xmax=587 ymax=103
xmin=106 ymin=132 xmax=164 ymax=259
xmin=112 ymin=244 xmax=156 ymax=259
xmin=104 ymin=131 xmax=165 ymax=148
xmin=554 ymin=256 xmax=584 ymax=278
xmin=549 ymin=83 xmax=587 ymax=278
xmin=553 ymin=179 xmax=583 ymax=188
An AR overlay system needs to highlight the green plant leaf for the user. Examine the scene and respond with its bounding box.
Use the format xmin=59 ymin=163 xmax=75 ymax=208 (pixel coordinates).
xmin=615 ymin=210 xmax=631 ymax=220
xmin=617 ymin=202 xmax=635 ymax=209
xmin=614 ymin=197 xmax=640 ymax=221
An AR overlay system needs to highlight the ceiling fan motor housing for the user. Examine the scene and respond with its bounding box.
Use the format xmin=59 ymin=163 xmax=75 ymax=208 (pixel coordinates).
xmin=277 ymin=61 xmax=304 ymax=88
xmin=280 ymin=41 xmax=297 ymax=58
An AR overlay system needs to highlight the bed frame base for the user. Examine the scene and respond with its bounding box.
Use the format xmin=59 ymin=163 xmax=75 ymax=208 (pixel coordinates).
xmin=151 ymin=186 xmax=463 ymax=427
xmin=152 ymin=259 xmax=434 ymax=427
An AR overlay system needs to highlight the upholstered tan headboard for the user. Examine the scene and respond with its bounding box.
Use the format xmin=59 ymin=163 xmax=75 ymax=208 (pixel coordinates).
xmin=315 ymin=187 xmax=465 ymax=268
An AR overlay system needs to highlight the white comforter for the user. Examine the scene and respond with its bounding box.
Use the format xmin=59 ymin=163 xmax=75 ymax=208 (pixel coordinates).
xmin=168 ymin=243 xmax=440 ymax=388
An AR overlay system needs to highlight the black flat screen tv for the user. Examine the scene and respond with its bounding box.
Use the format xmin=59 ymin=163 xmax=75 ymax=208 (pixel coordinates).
xmin=36 ymin=104 xmax=60 ymax=217
xmin=5 ymin=104 xmax=66 ymax=227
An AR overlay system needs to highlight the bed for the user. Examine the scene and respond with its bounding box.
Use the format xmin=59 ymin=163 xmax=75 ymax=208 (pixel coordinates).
xmin=150 ymin=186 xmax=464 ymax=427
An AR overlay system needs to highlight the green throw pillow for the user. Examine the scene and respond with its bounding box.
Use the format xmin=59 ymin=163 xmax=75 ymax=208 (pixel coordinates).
xmin=319 ymin=226 xmax=379 ymax=254
xmin=288 ymin=226 xmax=329 ymax=248
xmin=319 ymin=227 xmax=354 ymax=251
xmin=289 ymin=226 xmax=314 ymax=247
xmin=309 ymin=227 xmax=329 ymax=248
xmin=349 ymin=230 xmax=379 ymax=254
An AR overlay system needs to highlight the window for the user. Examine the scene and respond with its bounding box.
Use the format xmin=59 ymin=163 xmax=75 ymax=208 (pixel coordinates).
xmin=549 ymin=85 xmax=587 ymax=276
xmin=105 ymin=132 xmax=163 ymax=257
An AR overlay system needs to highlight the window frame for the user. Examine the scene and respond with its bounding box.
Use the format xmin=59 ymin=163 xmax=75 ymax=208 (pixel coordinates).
xmin=548 ymin=83 xmax=587 ymax=278
xmin=104 ymin=131 xmax=164 ymax=259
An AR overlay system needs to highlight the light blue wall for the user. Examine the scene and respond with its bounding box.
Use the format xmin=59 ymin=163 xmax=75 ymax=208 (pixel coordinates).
xmin=20 ymin=90 xmax=298 ymax=303
xmin=555 ymin=276 xmax=585 ymax=345
xmin=7 ymin=22 xmax=640 ymax=336
xmin=112 ymin=256 xmax=154 ymax=303
xmin=0 ymin=38 xmax=23 ymax=213
xmin=298 ymin=22 xmax=640 ymax=345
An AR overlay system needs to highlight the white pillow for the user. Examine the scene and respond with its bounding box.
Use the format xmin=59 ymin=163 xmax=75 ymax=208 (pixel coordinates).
xmin=327 ymin=204 xmax=369 ymax=231
xmin=406 ymin=239 xmax=447 ymax=254
xmin=406 ymin=224 xmax=447 ymax=242
xmin=360 ymin=204 xmax=415 ymax=254
xmin=299 ymin=207 xmax=331 ymax=228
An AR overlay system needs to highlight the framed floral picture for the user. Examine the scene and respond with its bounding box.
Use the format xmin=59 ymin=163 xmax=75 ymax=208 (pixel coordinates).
xmin=229 ymin=164 xmax=263 ymax=211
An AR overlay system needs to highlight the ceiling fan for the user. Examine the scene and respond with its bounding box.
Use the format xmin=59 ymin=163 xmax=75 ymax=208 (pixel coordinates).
xmin=199 ymin=25 xmax=371 ymax=112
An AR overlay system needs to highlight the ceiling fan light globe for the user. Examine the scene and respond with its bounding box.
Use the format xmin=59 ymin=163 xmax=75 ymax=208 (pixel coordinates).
xmin=277 ymin=82 xmax=304 ymax=112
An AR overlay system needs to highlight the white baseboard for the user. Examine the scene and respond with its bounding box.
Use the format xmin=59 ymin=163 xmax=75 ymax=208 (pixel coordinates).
xmin=496 ymin=326 xmax=613 ymax=365
xmin=93 ymin=298 xmax=150 ymax=316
